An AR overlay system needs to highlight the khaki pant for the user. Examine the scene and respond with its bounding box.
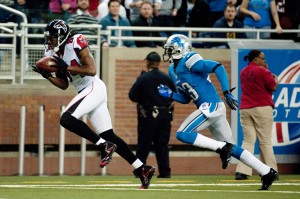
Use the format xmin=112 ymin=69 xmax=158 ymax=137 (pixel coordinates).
xmin=236 ymin=106 xmax=278 ymax=176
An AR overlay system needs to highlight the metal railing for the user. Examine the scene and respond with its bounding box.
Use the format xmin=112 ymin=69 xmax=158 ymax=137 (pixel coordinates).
xmin=106 ymin=26 xmax=300 ymax=47
xmin=0 ymin=22 xmax=299 ymax=84
xmin=0 ymin=23 xmax=17 ymax=84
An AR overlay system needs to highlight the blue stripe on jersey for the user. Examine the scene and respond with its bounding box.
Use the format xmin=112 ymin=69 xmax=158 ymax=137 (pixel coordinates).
xmin=231 ymin=144 xmax=244 ymax=160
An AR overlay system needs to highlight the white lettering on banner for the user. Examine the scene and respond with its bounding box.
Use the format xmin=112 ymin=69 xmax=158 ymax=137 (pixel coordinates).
xmin=273 ymin=109 xmax=277 ymax=118
xmin=274 ymin=87 xmax=300 ymax=107
xmin=274 ymin=87 xmax=288 ymax=107
xmin=273 ymin=109 xmax=300 ymax=119
xmin=285 ymin=109 xmax=291 ymax=118
xmin=290 ymin=87 xmax=300 ymax=108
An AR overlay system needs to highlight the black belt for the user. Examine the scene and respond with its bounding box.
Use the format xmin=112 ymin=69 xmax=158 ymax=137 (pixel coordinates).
xmin=142 ymin=106 xmax=171 ymax=110
xmin=137 ymin=104 xmax=174 ymax=119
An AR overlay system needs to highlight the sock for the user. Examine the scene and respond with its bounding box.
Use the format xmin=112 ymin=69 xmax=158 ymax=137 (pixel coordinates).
xmin=99 ymin=129 xmax=137 ymax=165
xmin=95 ymin=138 xmax=106 ymax=145
xmin=232 ymin=145 xmax=270 ymax=176
xmin=132 ymin=159 xmax=143 ymax=169
xmin=193 ymin=133 xmax=226 ymax=151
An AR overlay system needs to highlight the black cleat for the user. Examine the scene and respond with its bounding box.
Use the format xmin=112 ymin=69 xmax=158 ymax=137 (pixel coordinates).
xmin=99 ymin=141 xmax=117 ymax=168
xmin=259 ymin=168 xmax=278 ymax=190
xmin=219 ymin=142 xmax=233 ymax=169
xmin=235 ymin=172 xmax=249 ymax=180
xmin=134 ymin=165 xmax=155 ymax=189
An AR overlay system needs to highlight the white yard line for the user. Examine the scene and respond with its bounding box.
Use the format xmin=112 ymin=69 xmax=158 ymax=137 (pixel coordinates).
xmin=0 ymin=182 xmax=300 ymax=194
xmin=1 ymin=183 xmax=300 ymax=187
xmin=0 ymin=185 xmax=300 ymax=194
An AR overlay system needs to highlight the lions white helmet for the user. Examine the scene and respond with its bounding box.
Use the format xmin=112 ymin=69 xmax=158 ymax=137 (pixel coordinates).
xmin=163 ymin=34 xmax=192 ymax=62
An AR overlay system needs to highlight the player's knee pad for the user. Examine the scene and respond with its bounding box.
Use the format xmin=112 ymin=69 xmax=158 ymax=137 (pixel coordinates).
xmin=176 ymin=131 xmax=196 ymax=144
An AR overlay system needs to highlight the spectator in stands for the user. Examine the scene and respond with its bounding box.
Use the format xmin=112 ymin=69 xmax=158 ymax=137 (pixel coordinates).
xmin=13 ymin=0 xmax=45 ymax=54
xmin=234 ymin=0 xmax=244 ymax=22
xmin=186 ymin=0 xmax=194 ymax=25
xmin=155 ymin=0 xmax=182 ymax=37
xmin=209 ymin=3 xmax=246 ymax=48
xmin=240 ymin=0 xmax=282 ymax=39
xmin=186 ymin=0 xmax=210 ymax=47
xmin=48 ymin=0 xmax=77 ymax=21
xmin=125 ymin=0 xmax=161 ymax=22
xmin=0 ymin=0 xmax=14 ymax=65
xmin=14 ymin=0 xmax=42 ymax=24
xmin=98 ymin=0 xmax=127 ymax=21
xmin=88 ymin=0 xmax=99 ymax=17
xmin=99 ymin=0 xmax=136 ymax=47
xmin=174 ymin=0 xmax=187 ymax=27
xmin=271 ymin=0 xmax=300 ymax=42
xmin=131 ymin=2 xmax=162 ymax=47
xmin=67 ymin=0 xmax=108 ymax=47
xmin=207 ymin=0 xmax=227 ymax=27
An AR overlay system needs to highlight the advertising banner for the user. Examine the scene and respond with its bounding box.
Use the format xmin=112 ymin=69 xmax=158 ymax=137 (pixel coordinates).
xmin=229 ymin=41 xmax=300 ymax=163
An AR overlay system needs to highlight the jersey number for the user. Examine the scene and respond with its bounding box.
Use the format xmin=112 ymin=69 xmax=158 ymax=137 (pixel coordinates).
xmin=181 ymin=82 xmax=199 ymax=101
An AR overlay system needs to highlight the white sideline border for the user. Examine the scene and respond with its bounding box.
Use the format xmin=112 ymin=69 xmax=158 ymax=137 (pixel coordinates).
xmin=0 ymin=183 xmax=300 ymax=194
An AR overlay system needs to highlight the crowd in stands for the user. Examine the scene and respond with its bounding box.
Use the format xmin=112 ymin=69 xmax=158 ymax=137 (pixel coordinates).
xmin=0 ymin=0 xmax=299 ymax=49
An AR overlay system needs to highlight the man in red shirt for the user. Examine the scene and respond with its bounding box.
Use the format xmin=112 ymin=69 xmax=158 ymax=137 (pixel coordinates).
xmin=235 ymin=49 xmax=279 ymax=180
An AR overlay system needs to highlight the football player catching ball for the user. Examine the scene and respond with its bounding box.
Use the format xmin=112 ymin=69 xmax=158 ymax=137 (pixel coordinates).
xmin=32 ymin=19 xmax=155 ymax=189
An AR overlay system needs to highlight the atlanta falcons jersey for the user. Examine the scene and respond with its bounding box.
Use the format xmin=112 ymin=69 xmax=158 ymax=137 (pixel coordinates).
xmin=168 ymin=52 xmax=230 ymax=108
xmin=45 ymin=34 xmax=96 ymax=92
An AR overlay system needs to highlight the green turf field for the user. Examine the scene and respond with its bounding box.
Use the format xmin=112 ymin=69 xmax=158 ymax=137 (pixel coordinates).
xmin=0 ymin=175 xmax=299 ymax=199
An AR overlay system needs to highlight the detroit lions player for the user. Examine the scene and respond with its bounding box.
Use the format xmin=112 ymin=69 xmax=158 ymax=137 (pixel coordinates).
xmin=32 ymin=19 xmax=155 ymax=189
xmin=158 ymin=34 xmax=278 ymax=190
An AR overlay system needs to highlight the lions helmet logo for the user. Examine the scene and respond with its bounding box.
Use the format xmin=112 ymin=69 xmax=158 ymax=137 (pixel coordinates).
xmin=171 ymin=37 xmax=184 ymax=48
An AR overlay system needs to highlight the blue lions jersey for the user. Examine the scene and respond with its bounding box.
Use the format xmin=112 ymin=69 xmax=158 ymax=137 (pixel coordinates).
xmin=168 ymin=52 xmax=230 ymax=108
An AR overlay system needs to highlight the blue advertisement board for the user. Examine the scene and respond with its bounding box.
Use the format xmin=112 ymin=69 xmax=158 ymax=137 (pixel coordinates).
xmin=236 ymin=49 xmax=300 ymax=156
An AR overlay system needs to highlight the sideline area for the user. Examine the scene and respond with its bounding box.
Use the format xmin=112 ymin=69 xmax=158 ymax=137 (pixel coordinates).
xmin=0 ymin=175 xmax=299 ymax=199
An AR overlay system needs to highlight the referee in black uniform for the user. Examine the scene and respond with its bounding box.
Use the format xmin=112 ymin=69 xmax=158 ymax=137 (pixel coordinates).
xmin=129 ymin=51 xmax=176 ymax=178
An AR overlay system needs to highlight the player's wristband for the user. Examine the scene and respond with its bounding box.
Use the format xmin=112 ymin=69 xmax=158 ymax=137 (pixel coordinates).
xmin=223 ymin=87 xmax=236 ymax=95
xmin=46 ymin=73 xmax=53 ymax=79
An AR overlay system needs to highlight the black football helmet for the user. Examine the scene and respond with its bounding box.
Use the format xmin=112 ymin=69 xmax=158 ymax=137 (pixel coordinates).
xmin=44 ymin=19 xmax=71 ymax=52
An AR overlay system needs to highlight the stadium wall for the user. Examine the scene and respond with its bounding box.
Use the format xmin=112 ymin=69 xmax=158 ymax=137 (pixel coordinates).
xmin=0 ymin=48 xmax=298 ymax=176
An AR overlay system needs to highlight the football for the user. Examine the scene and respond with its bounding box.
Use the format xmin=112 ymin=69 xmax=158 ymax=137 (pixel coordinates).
xmin=36 ymin=56 xmax=57 ymax=72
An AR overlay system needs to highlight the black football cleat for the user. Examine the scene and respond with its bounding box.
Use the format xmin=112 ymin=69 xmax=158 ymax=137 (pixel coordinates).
xmin=219 ymin=142 xmax=233 ymax=169
xmin=134 ymin=165 xmax=155 ymax=189
xmin=99 ymin=141 xmax=117 ymax=168
xmin=235 ymin=172 xmax=249 ymax=180
xmin=259 ymin=168 xmax=278 ymax=190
